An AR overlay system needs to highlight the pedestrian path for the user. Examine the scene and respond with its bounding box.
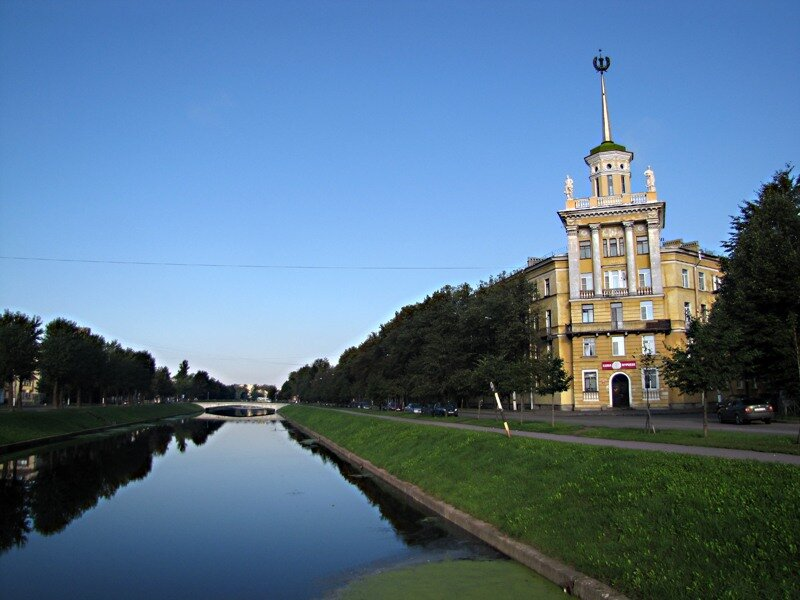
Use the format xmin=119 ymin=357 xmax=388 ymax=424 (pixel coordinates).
xmin=345 ymin=410 xmax=800 ymax=466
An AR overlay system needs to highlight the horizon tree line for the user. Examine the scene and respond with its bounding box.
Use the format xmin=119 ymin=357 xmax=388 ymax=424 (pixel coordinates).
xmin=0 ymin=315 xmax=240 ymax=407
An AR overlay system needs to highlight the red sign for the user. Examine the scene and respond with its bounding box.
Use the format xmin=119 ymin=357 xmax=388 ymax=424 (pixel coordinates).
xmin=601 ymin=361 xmax=637 ymax=370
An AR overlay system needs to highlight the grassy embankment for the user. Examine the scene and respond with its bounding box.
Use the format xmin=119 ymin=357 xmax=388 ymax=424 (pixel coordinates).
xmin=375 ymin=411 xmax=800 ymax=455
xmin=0 ymin=403 xmax=204 ymax=447
xmin=282 ymin=405 xmax=800 ymax=600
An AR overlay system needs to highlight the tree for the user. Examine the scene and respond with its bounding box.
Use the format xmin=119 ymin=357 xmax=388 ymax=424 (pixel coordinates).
xmin=533 ymin=354 xmax=572 ymax=426
xmin=152 ymin=366 xmax=175 ymax=399
xmin=39 ymin=318 xmax=83 ymax=407
xmin=0 ymin=311 xmax=42 ymax=408
xmin=711 ymin=168 xmax=800 ymax=410
xmin=174 ymin=360 xmax=191 ymax=400
xmin=662 ymin=318 xmax=731 ymax=437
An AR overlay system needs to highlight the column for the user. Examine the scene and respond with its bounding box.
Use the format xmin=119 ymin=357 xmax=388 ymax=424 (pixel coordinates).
xmin=623 ymin=221 xmax=636 ymax=293
xmin=566 ymin=225 xmax=580 ymax=298
xmin=647 ymin=218 xmax=664 ymax=294
xmin=590 ymin=224 xmax=602 ymax=295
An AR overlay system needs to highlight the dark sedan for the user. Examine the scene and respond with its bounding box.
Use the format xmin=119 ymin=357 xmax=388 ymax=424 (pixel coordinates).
xmin=717 ymin=398 xmax=774 ymax=424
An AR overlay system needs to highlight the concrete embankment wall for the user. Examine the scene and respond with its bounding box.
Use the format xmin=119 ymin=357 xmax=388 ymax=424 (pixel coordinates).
xmin=286 ymin=419 xmax=628 ymax=600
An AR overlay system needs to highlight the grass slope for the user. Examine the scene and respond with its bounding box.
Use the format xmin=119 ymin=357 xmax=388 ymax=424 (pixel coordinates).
xmin=282 ymin=405 xmax=800 ymax=600
xmin=0 ymin=404 xmax=204 ymax=446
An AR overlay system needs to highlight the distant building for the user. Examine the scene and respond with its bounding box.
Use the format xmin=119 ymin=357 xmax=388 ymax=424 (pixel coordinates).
xmin=524 ymin=57 xmax=721 ymax=410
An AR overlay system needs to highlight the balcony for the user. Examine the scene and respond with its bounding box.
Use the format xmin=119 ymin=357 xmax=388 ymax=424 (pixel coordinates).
xmin=565 ymin=191 xmax=658 ymax=211
xmin=566 ymin=319 xmax=671 ymax=337
xmin=575 ymin=287 xmax=653 ymax=299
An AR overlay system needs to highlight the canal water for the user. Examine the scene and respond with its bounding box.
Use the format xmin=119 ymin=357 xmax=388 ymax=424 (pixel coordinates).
xmin=0 ymin=418 xmax=554 ymax=599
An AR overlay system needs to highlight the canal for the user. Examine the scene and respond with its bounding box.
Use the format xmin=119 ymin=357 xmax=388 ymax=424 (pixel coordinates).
xmin=0 ymin=418 xmax=563 ymax=598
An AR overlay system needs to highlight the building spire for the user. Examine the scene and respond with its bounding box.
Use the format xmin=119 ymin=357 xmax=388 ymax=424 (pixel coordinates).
xmin=593 ymin=50 xmax=612 ymax=143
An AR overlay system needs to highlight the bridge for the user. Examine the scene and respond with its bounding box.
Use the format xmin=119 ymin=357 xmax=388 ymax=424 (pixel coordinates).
xmin=195 ymin=401 xmax=288 ymax=421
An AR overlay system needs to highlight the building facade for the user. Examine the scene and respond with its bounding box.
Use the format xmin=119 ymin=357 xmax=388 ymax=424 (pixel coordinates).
xmin=524 ymin=57 xmax=721 ymax=410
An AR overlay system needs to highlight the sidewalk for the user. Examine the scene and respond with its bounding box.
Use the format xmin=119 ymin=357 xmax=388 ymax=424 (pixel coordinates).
xmin=347 ymin=410 xmax=800 ymax=466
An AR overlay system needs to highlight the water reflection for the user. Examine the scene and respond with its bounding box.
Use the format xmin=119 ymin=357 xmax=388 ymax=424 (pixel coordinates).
xmin=0 ymin=420 xmax=512 ymax=599
xmin=284 ymin=423 xmax=496 ymax=556
xmin=0 ymin=419 xmax=224 ymax=553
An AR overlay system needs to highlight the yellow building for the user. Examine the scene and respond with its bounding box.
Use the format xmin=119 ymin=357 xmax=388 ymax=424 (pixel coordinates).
xmin=524 ymin=56 xmax=721 ymax=410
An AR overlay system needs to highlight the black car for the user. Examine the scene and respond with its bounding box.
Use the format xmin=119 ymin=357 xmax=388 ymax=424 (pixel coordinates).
xmin=717 ymin=398 xmax=774 ymax=424
xmin=429 ymin=402 xmax=458 ymax=417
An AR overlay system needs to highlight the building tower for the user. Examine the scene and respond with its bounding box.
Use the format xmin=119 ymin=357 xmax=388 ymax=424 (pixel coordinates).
xmin=524 ymin=54 xmax=721 ymax=410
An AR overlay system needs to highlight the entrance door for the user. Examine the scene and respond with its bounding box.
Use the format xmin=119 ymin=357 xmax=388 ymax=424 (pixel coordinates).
xmin=611 ymin=373 xmax=630 ymax=408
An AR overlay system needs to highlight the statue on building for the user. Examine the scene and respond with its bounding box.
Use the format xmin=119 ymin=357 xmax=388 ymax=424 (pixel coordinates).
xmin=644 ymin=166 xmax=656 ymax=192
xmin=564 ymin=174 xmax=574 ymax=200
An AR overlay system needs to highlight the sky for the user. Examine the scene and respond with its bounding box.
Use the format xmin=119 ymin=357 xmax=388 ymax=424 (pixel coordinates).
xmin=1 ymin=1 xmax=798 ymax=387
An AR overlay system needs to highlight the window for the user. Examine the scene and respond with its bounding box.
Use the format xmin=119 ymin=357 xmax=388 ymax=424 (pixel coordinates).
xmin=700 ymin=304 xmax=709 ymax=322
xmin=611 ymin=336 xmax=625 ymax=356
xmin=544 ymin=278 xmax=551 ymax=296
xmin=643 ymin=368 xmax=659 ymax=390
xmin=582 ymin=304 xmax=594 ymax=323
xmin=583 ymin=370 xmax=598 ymax=392
xmin=545 ymin=310 xmax=552 ymax=333
xmin=580 ymin=273 xmax=594 ymax=292
xmin=579 ymin=240 xmax=591 ymax=259
xmin=611 ymin=302 xmax=623 ymax=328
xmin=638 ymin=269 xmax=652 ymax=289
xmin=607 ymin=174 xmax=614 ymax=195
xmin=642 ymin=335 xmax=656 ymax=355
xmin=681 ymin=268 xmax=690 ymax=288
xmin=684 ymin=302 xmax=692 ymax=325
xmin=713 ymin=275 xmax=722 ymax=291
xmin=698 ymin=271 xmax=706 ymax=291
xmin=636 ymin=235 xmax=649 ymax=254
xmin=603 ymin=237 xmax=625 ymax=257
xmin=640 ymin=301 xmax=654 ymax=320
xmin=583 ymin=337 xmax=596 ymax=357
xmin=621 ymin=175 xmax=626 ymax=194
xmin=604 ymin=270 xmax=627 ymax=290
xmin=595 ymin=177 xmax=601 ymax=197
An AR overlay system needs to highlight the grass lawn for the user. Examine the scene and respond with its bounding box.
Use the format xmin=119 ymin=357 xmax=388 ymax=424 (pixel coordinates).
xmin=282 ymin=405 xmax=800 ymax=600
xmin=371 ymin=410 xmax=800 ymax=455
xmin=0 ymin=403 xmax=204 ymax=447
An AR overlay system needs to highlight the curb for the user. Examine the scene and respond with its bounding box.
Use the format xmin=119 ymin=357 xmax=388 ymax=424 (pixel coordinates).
xmin=287 ymin=419 xmax=629 ymax=600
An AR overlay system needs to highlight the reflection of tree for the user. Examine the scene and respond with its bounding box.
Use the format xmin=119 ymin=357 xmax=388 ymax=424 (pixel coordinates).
xmin=0 ymin=464 xmax=30 ymax=551
xmin=0 ymin=419 xmax=223 ymax=552
xmin=283 ymin=423 xmax=451 ymax=548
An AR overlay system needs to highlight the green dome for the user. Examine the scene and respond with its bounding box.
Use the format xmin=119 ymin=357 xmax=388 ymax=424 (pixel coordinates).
xmin=589 ymin=141 xmax=628 ymax=155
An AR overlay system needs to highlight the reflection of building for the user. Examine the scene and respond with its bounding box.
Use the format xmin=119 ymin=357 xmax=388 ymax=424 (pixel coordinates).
xmin=525 ymin=57 xmax=721 ymax=410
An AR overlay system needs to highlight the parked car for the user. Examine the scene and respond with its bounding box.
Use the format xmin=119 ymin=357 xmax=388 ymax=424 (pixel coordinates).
xmin=443 ymin=402 xmax=459 ymax=417
xmin=429 ymin=402 xmax=458 ymax=417
xmin=404 ymin=403 xmax=422 ymax=414
xmin=717 ymin=398 xmax=774 ymax=424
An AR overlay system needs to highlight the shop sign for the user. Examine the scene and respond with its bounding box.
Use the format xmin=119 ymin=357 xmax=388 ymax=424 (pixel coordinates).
xmin=601 ymin=360 xmax=637 ymax=370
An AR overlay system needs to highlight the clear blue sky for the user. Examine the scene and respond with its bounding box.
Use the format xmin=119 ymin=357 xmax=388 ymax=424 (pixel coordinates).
xmin=1 ymin=1 xmax=798 ymax=386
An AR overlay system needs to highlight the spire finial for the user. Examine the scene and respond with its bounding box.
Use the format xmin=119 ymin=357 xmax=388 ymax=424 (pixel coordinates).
xmin=593 ymin=51 xmax=612 ymax=143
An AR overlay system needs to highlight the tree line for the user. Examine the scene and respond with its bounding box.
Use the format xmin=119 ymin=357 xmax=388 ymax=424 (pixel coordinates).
xmin=278 ymin=273 xmax=570 ymax=406
xmin=663 ymin=168 xmax=800 ymax=420
xmin=0 ymin=315 xmax=237 ymax=407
